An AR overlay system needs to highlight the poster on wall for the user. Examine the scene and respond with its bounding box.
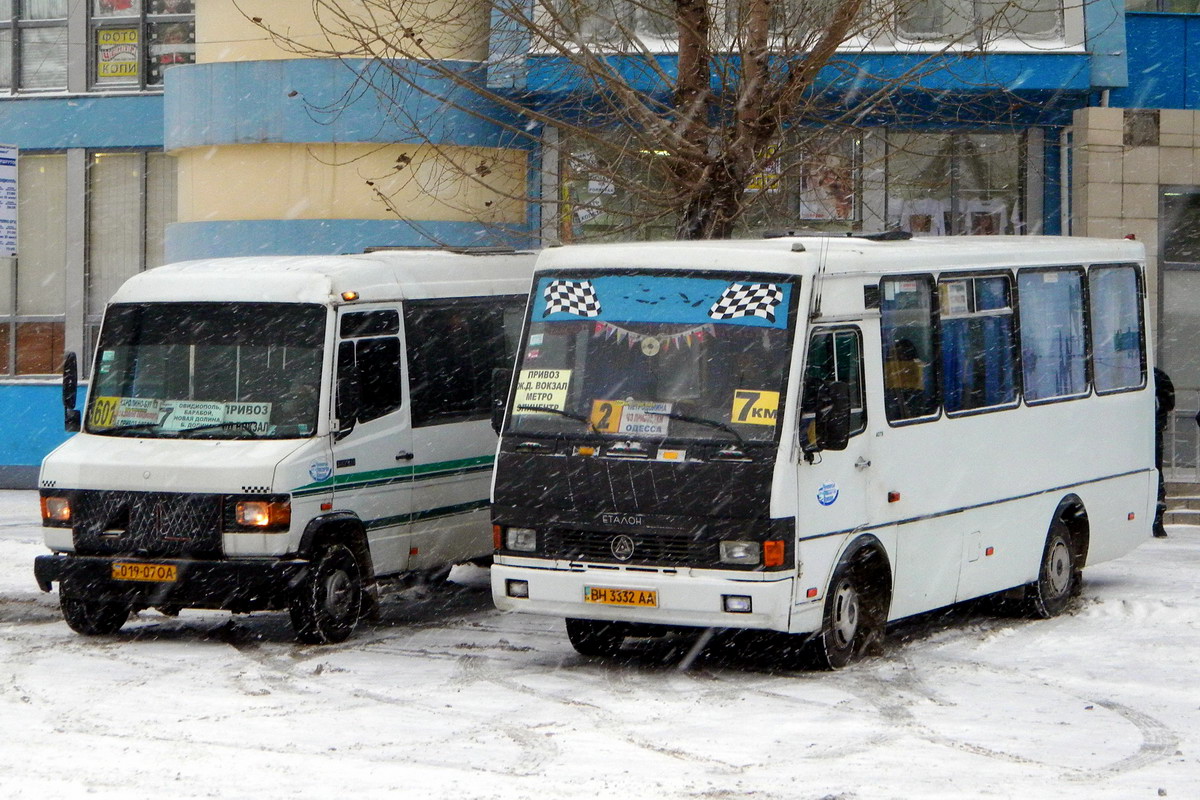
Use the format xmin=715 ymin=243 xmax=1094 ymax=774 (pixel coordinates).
xmin=796 ymin=151 xmax=854 ymax=221
xmin=97 ymin=28 xmax=140 ymax=80
xmin=0 ymin=144 xmax=16 ymax=258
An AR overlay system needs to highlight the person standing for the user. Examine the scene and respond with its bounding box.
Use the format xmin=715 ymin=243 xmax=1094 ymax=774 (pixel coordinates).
xmin=1155 ymin=367 xmax=1175 ymax=538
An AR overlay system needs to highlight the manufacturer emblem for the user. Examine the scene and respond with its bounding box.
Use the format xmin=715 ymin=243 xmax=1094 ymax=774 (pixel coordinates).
xmin=602 ymin=512 xmax=644 ymax=527
xmin=611 ymin=534 xmax=636 ymax=561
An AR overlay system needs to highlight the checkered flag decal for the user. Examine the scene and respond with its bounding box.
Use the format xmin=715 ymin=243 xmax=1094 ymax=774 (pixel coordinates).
xmin=708 ymin=283 xmax=784 ymax=323
xmin=543 ymin=279 xmax=602 ymax=318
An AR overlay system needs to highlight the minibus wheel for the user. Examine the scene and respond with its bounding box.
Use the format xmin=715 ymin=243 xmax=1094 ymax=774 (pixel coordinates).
xmin=59 ymin=577 xmax=130 ymax=636
xmin=565 ymin=617 xmax=627 ymax=657
xmin=290 ymin=543 xmax=364 ymax=644
xmin=811 ymin=553 xmax=888 ymax=670
xmin=1023 ymin=520 xmax=1075 ymax=619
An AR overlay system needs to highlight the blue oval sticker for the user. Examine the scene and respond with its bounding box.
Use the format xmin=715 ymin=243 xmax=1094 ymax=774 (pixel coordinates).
xmin=816 ymin=482 xmax=840 ymax=506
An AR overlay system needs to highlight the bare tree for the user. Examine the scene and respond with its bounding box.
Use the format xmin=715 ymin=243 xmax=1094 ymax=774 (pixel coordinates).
xmin=243 ymin=0 xmax=1066 ymax=241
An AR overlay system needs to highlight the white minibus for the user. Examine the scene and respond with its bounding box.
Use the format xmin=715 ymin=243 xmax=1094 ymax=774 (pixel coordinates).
xmin=491 ymin=234 xmax=1153 ymax=667
xmin=36 ymin=248 xmax=535 ymax=643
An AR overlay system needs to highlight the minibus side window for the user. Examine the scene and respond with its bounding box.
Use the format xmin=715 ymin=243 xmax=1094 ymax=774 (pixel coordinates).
xmin=801 ymin=327 xmax=866 ymax=436
xmin=881 ymin=276 xmax=938 ymax=422
xmin=340 ymin=310 xmax=403 ymax=424
xmin=1017 ymin=268 xmax=1088 ymax=402
xmin=405 ymin=297 xmax=525 ymax=427
xmin=1089 ymin=264 xmax=1145 ymax=394
xmin=939 ymin=275 xmax=1017 ymax=414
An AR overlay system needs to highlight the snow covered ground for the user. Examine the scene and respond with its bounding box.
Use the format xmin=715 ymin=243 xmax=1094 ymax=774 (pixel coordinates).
xmin=0 ymin=489 xmax=1197 ymax=800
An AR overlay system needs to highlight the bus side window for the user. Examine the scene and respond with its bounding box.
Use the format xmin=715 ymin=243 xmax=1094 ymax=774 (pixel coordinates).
xmin=1089 ymin=264 xmax=1145 ymax=393
xmin=939 ymin=275 xmax=1017 ymax=414
xmin=881 ymin=276 xmax=938 ymax=422
xmin=340 ymin=310 xmax=404 ymax=424
xmin=405 ymin=297 xmax=525 ymax=427
xmin=801 ymin=327 xmax=866 ymax=441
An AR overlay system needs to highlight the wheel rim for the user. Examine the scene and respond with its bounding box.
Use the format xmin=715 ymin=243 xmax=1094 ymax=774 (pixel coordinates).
xmin=1046 ymin=538 xmax=1072 ymax=598
xmin=830 ymin=579 xmax=860 ymax=649
xmin=321 ymin=570 xmax=355 ymax=619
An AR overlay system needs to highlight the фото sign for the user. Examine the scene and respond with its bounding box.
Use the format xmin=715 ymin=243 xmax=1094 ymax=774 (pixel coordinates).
xmin=0 ymin=144 xmax=15 ymax=257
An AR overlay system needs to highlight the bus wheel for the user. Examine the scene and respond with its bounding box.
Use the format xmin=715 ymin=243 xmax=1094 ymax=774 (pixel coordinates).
xmin=1023 ymin=521 xmax=1076 ymax=619
xmin=811 ymin=560 xmax=884 ymax=670
xmin=60 ymin=578 xmax=130 ymax=636
xmin=565 ymin=617 xmax=627 ymax=658
xmin=290 ymin=543 xmax=364 ymax=644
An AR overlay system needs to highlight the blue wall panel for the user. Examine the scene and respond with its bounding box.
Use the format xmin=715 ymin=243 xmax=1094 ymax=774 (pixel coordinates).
xmin=1110 ymin=13 xmax=1200 ymax=110
xmin=166 ymin=218 xmax=535 ymax=261
xmin=0 ymin=383 xmax=79 ymax=484
xmin=165 ymin=59 xmax=529 ymax=150
xmin=0 ymin=95 xmax=164 ymax=149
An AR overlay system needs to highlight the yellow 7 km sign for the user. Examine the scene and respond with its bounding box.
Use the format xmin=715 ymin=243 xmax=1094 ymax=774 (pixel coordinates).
xmin=731 ymin=390 xmax=780 ymax=427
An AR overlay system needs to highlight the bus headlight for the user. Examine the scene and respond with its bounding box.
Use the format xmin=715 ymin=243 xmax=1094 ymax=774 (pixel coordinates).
xmin=40 ymin=495 xmax=72 ymax=526
xmin=719 ymin=540 xmax=761 ymax=566
xmin=505 ymin=527 xmax=538 ymax=552
xmin=232 ymin=498 xmax=291 ymax=531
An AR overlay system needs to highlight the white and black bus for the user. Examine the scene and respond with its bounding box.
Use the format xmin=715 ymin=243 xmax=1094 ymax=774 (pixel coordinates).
xmin=491 ymin=234 xmax=1153 ymax=667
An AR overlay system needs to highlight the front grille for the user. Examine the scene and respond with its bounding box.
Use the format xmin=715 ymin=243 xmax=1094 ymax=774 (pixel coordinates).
xmin=71 ymin=491 xmax=223 ymax=558
xmin=543 ymin=528 xmax=713 ymax=567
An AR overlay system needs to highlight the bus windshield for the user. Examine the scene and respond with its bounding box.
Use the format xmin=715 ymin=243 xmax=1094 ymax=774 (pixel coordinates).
xmin=508 ymin=273 xmax=797 ymax=443
xmin=86 ymin=302 xmax=327 ymax=440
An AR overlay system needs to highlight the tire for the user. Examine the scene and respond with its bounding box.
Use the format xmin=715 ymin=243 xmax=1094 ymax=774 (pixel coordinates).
xmin=290 ymin=543 xmax=364 ymax=644
xmin=810 ymin=559 xmax=885 ymax=670
xmin=59 ymin=578 xmax=130 ymax=636
xmin=1022 ymin=520 xmax=1076 ymax=619
xmin=565 ymin=617 xmax=627 ymax=658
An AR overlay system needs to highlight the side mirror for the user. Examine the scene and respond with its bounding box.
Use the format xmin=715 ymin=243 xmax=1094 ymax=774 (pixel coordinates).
xmin=491 ymin=366 xmax=513 ymax=435
xmin=813 ymin=380 xmax=852 ymax=452
xmin=62 ymin=352 xmax=81 ymax=433
xmin=334 ymin=341 xmax=360 ymax=440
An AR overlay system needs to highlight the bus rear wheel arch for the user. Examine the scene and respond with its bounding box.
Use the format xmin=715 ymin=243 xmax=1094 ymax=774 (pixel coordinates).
xmin=810 ymin=537 xmax=892 ymax=670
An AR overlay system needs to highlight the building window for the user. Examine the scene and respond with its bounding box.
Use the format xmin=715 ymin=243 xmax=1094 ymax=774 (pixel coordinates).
xmin=84 ymin=150 xmax=177 ymax=366
xmin=92 ymin=0 xmax=194 ymax=89
xmin=0 ymin=154 xmax=66 ymax=376
xmin=0 ymin=1 xmax=70 ymax=93
xmin=886 ymin=132 xmax=1025 ymax=236
xmin=898 ymin=0 xmax=1063 ymax=42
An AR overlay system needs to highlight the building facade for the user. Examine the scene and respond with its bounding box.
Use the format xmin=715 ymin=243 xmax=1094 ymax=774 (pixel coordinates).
xmin=0 ymin=0 xmax=1194 ymax=485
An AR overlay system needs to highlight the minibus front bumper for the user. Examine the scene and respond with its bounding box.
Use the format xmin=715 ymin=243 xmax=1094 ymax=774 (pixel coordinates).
xmin=34 ymin=554 xmax=308 ymax=613
xmin=491 ymin=561 xmax=806 ymax=633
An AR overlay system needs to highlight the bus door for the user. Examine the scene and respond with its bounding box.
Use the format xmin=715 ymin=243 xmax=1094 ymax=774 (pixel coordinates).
xmin=332 ymin=305 xmax=414 ymax=575
xmin=797 ymin=326 xmax=872 ymax=546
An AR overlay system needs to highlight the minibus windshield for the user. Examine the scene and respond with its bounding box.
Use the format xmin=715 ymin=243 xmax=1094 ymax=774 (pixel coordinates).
xmin=508 ymin=273 xmax=796 ymax=443
xmin=85 ymin=302 xmax=327 ymax=439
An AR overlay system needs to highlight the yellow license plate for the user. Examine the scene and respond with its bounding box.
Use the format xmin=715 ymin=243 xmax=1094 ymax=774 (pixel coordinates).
xmin=584 ymin=586 xmax=658 ymax=608
xmin=111 ymin=562 xmax=177 ymax=583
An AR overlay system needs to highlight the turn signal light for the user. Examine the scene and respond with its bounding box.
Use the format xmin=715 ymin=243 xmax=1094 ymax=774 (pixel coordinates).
xmin=763 ymin=540 xmax=785 ymax=567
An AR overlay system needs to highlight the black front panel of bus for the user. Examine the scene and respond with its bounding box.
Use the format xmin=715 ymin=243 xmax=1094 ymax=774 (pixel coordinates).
xmin=492 ymin=446 xmax=793 ymax=570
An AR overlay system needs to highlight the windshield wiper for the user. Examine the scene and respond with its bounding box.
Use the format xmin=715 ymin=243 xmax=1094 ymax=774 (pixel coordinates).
xmin=641 ymin=410 xmax=747 ymax=447
xmin=515 ymin=405 xmax=600 ymax=434
xmin=177 ymin=421 xmax=259 ymax=437
xmin=95 ymin=422 xmax=160 ymax=436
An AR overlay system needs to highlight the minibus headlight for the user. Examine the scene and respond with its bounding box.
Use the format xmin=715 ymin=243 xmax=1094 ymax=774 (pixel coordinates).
xmin=719 ymin=540 xmax=761 ymax=565
xmin=41 ymin=495 xmax=72 ymax=526
xmin=233 ymin=498 xmax=291 ymax=530
xmin=505 ymin=527 xmax=537 ymax=552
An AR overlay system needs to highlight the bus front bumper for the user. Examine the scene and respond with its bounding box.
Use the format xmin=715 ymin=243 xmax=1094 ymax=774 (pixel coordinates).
xmin=34 ymin=554 xmax=308 ymax=613
xmin=491 ymin=561 xmax=807 ymax=633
